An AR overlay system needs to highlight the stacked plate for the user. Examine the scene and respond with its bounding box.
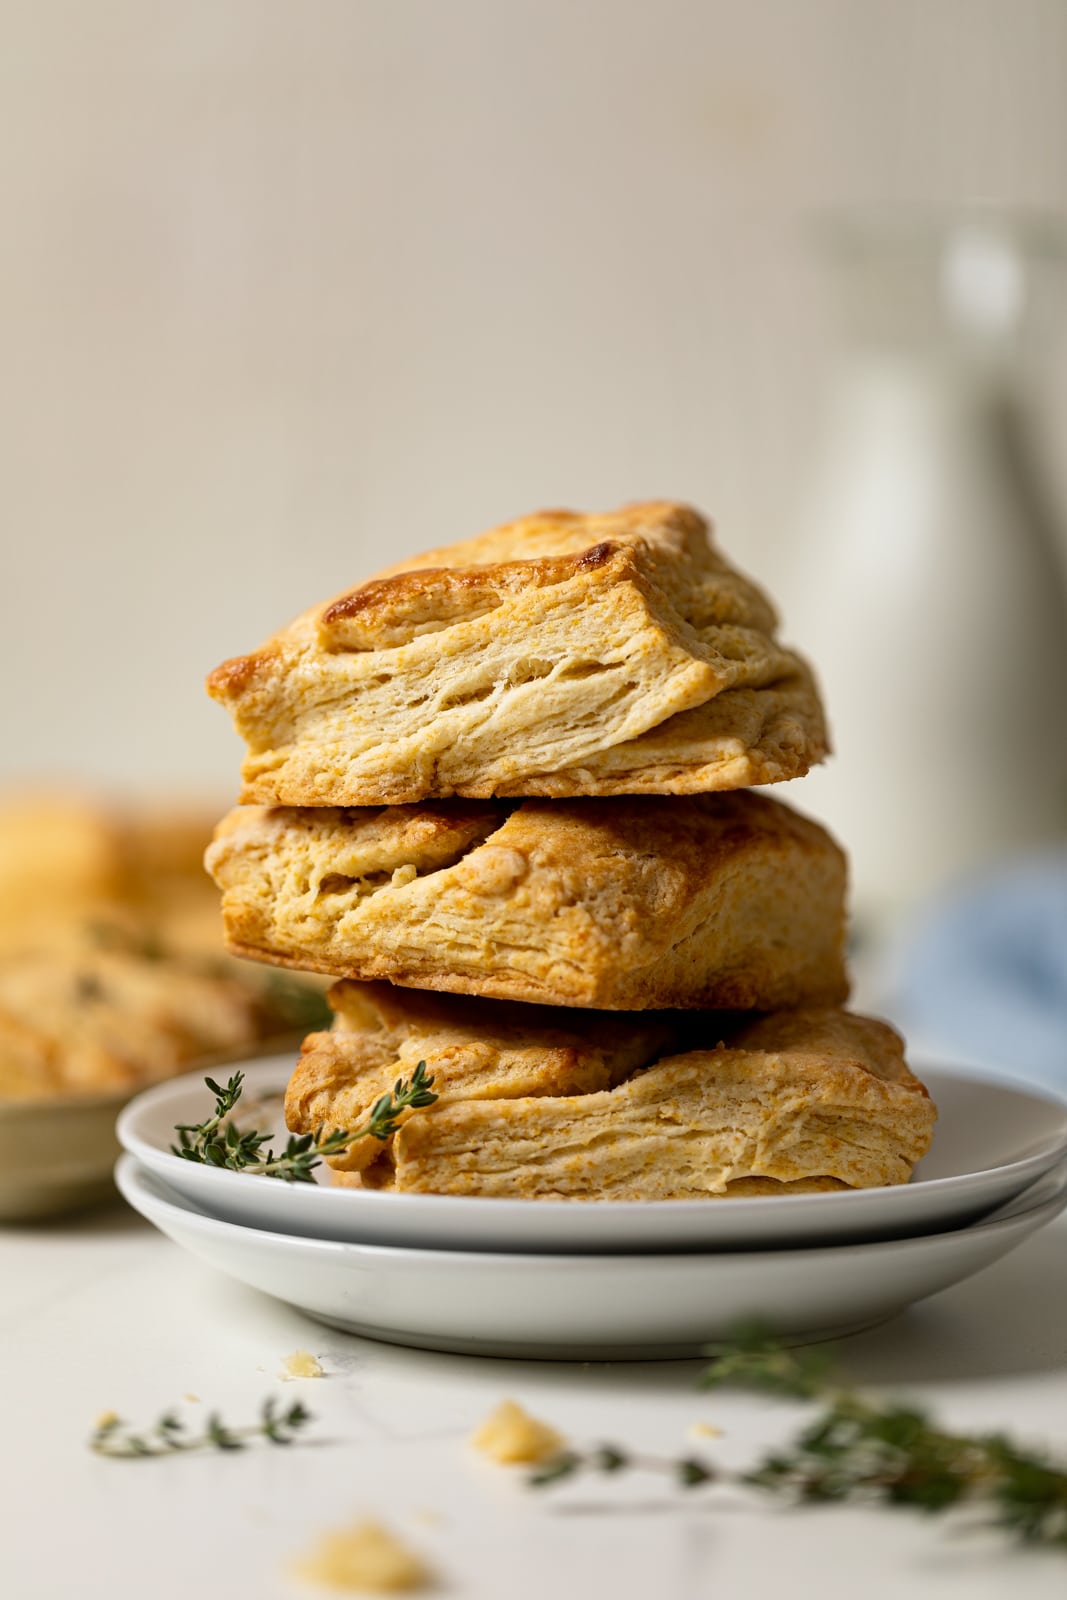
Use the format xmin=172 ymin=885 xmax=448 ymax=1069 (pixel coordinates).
xmin=117 ymin=1057 xmax=1067 ymax=1360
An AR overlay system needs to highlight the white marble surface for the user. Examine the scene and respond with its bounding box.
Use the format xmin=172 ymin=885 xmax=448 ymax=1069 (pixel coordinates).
xmin=4 ymin=1201 xmax=1067 ymax=1600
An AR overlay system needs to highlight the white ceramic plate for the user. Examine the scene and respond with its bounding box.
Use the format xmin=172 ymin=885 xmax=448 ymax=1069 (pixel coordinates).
xmin=115 ymin=1153 xmax=1067 ymax=1359
xmin=117 ymin=1058 xmax=1067 ymax=1253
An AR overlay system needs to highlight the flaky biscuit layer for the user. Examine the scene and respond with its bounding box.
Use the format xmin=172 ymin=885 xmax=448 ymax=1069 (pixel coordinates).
xmin=207 ymin=503 xmax=828 ymax=804
xmin=287 ymin=981 xmax=683 ymax=1172
xmin=206 ymin=790 xmax=849 ymax=1012
xmin=392 ymin=1009 xmax=935 ymax=1197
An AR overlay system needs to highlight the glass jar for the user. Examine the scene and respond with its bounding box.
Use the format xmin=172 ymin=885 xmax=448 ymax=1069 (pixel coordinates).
xmin=779 ymin=215 xmax=1067 ymax=927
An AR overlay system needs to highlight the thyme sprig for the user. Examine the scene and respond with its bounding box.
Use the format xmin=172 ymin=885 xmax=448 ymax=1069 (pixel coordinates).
xmin=91 ymin=1397 xmax=313 ymax=1458
xmin=171 ymin=1062 xmax=437 ymax=1182
xmin=530 ymin=1445 xmax=714 ymax=1489
xmin=530 ymin=1334 xmax=1067 ymax=1551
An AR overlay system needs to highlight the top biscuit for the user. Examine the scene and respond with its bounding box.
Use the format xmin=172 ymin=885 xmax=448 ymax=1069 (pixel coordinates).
xmin=207 ymin=502 xmax=828 ymax=805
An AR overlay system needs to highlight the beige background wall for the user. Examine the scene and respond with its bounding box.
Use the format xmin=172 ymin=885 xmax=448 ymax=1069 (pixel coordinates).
xmin=4 ymin=0 xmax=1067 ymax=793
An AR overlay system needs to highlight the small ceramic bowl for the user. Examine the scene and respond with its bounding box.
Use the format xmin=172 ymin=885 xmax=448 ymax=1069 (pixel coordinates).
xmin=0 ymin=1032 xmax=303 ymax=1222
xmin=0 ymin=1087 xmax=133 ymax=1222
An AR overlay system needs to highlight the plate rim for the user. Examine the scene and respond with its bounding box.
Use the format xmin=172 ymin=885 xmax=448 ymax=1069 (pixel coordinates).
xmin=117 ymin=1054 xmax=1067 ymax=1223
xmin=115 ymin=1151 xmax=1067 ymax=1268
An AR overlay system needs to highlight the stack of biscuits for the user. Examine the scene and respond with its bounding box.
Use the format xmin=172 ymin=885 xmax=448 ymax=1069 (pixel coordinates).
xmin=206 ymin=502 xmax=936 ymax=1199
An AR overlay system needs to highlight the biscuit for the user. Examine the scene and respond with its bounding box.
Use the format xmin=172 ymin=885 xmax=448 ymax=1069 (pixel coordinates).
xmin=0 ymin=796 xmax=125 ymax=954
xmin=0 ymin=793 xmax=227 ymax=961
xmin=206 ymin=790 xmax=849 ymax=1011
xmin=207 ymin=502 xmax=828 ymax=804
xmin=0 ymin=931 xmax=284 ymax=1098
xmin=286 ymin=979 xmax=686 ymax=1171
xmin=390 ymin=1009 xmax=936 ymax=1197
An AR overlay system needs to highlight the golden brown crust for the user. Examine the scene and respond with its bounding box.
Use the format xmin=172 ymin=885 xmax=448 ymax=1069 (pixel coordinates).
xmin=317 ymin=540 xmax=622 ymax=649
xmin=390 ymin=1009 xmax=936 ymax=1198
xmin=205 ymin=790 xmax=849 ymax=1012
xmin=206 ymin=502 xmax=827 ymax=804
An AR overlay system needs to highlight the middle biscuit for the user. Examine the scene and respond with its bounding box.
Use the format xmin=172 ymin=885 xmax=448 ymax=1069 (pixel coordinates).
xmin=206 ymin=790 xmax=848 ymax=1012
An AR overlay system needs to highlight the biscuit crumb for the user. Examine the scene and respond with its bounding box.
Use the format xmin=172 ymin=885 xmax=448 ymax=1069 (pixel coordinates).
xmin=183 ymin=1393 xmax=200 ymax=1404
xmin=688 ymin=1421 xmax=723 ymax=1440
xmin=471 ymin=1399 xmax=565 ymax=1464
xmin=282 ymin=1350 xmax=325 ymax=1380
xmin=94 ymin=1410 xmax=119 ymax=1430
xmin=291 ymin=1519 xmax=430 ymax=1592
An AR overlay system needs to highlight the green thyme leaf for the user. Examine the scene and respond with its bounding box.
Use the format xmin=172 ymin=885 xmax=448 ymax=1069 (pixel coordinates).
xmin=170 ymin=1063 xmax=437 ymax=1181
xmin=90 ymin=1398 xmax=315 ymax=1459
xmin=526 ymin=1335 xmax=1067 ymax=1552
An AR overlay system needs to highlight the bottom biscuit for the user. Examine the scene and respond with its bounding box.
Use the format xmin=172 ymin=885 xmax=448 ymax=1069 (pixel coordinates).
xmin=288 ymin=986 xmax=935 ymax=1198
xmin=391 ymin=1009 xmax=935 ymax=1197
xmin=329 ymin=1166 xmax=851 ymax=1197
xmin=286 ymin=980 xmax=683 ymax=1172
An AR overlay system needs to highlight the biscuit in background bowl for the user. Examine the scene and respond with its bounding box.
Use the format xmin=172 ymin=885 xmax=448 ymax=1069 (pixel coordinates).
xmin=0 ymin=791 xmax=329 ymax=1219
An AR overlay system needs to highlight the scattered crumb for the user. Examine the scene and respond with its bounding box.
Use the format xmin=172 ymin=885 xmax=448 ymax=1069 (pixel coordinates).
xmin=183 ymin=1393 xmax=200 ymax=1404
xmin=688 ymin=1422 xmax=723 ymax=1440
xmin=282 ymin=1350 xmax=326 ymax=1380
xmin=94 ymin=1410 xmax=119 ymax=1430
xmin=470 ymin=1399 xmax=565 ymax=1465
xmin=291 ymin=1519 xmax=431 ymax=1593
xmin=410 ymin=1511 xmax=442 ymax=1530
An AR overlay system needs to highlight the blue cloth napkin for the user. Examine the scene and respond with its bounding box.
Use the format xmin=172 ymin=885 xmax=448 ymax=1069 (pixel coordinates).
xmin=889 ymin=851 xmax=1067 ymax=1088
